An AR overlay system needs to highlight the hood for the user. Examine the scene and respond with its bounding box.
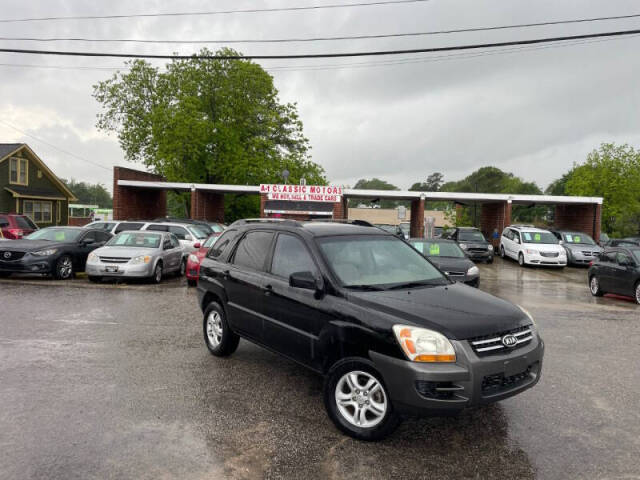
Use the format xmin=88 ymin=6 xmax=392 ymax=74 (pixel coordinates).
xmin=0 ymin=239 xmax=73 ymax=252
xmin=347 ymin=282 xmax=529 ymax=340
xmin=92 ymin=246 xmax=159 ymax=258
xmin=427 ymin=257 xmax=475 ymax=274
xmin=564 ymin=243 xmax=602 ymax=252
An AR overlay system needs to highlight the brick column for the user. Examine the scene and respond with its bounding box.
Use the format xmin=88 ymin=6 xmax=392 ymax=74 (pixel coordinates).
xmin=332 ymin=197 xmax=348 ymax=220
xmin=113 ymin=167 xmax=167 ymax=220
xmin=190 ymin=190 xmax=225 ymax=222
xmin=259 ymin=193 xmax=267 ymax=218
xmin=410 ymin=197 xmax=425 ymax=238
xmin=480 ymin=200 xmax=512 ymax=240
xmin=554 ymin=203 xmax=601 ymax=241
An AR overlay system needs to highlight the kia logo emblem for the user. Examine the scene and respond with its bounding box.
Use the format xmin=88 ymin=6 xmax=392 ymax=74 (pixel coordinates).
xmin=3 ymin=252 xmax=10 ymax=259
xmin=502 ymin=334 xmax=518 ymax=348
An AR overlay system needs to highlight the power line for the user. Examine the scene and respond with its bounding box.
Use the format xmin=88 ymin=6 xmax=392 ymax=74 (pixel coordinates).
xmin=2 ymin=12 xmax=640 ymax=44
xmin=1 ymin=27 xmax=640 ymax=60
xmin=0 ymin=0 xmax=430 ymax=23
xmin=0 ymin=119 xmax=111 ymax=171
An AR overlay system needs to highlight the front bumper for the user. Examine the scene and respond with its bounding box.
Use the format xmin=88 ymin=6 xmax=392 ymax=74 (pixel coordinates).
xmin=464 ymin=250 xmax=493 ymax=262
xmin=523 ymin=251 xmax=566 ymax=266
xmin=370 ymin=334 xmax=544 ymax=416
xmin=567 ymin=250 xmax=600 ymax=266
xmin=0 ymin=254 xmax=55 ymax=274
xmin=186 ymin=259 xmax=201 ymax=281
xmin=85 ymin=260 xmax=154 ymax=278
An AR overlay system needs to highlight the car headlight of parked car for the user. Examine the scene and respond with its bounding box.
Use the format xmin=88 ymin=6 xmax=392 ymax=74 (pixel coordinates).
xmin=32 ymin=248 xmax=58 ymax=256
xmin=525 ymin=249 xmax=537 ymax=255
xmin=487 ymin=244 xmax=494 ymax=251
xmin=130 ymin=255 xmax=151 ymax=264
xmin=517 ymin=305 xmax=536 ymax=326
xmin=188 ymin=254 xmax=199 ymax=263
xmin=87 ymin=252 xmax=98 ymax=262
xmin=459 ymin=244 xmax=468 ymax=250
xmin=392 ymin=325 xmax=456 ymax=363
xmin=467 ymin=266 xmax=479 ymax=276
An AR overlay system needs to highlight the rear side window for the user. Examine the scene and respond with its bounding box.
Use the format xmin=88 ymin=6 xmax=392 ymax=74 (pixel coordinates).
xmin=115 ymin=222 xmax=144 ymax=234
xmin=169 ymin=234 xmax=180 ymax=248
xmin=96 ymin=231 xmax=112 ymax=242
xmin=232 ymin=231 xmax=274 ymax=271
xmin=168 ymin=225 xmax=188 ymax=240
xmin=146 ymin=224 xmax=169 ymax=233
xmin=208 ymin=230 xmax=238 ymax=259
xmin=270 ymin=234 xmax=318 ymax=279
xmin=602 ymin=252 xmax=617 ymax=263
xmin=15 ymin=216 xmax=36 ymax=229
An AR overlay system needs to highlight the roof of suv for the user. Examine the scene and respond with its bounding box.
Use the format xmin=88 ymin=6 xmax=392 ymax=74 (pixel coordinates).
xmin=509 ymin=225 xmax=550 ymax=233
xmin=232 ymin=220 xmax=393 ymax=237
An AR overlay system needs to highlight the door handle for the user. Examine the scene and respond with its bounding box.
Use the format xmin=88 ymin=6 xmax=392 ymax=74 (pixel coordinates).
xmin=223 ymin=269 xmax=231 ymax=279
xmin=263 ymin=284 xmax=273 ymax=296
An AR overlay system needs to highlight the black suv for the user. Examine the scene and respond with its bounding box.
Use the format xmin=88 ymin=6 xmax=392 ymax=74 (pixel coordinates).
xmin=446 ymin=227 xmax=494 ymax=263
xmin=197 ymin=220 xmax=543 ymax=440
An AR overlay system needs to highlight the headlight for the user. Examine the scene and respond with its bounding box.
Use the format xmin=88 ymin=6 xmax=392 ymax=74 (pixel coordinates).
xmin=459 ymin=244 xmax=468 ymax=250
xmin=87 ymin=252 xmax=98 ymax=262
xmin=130 ymin=255 xmax=151 ymax=264
xmin=32 ymin=248 xmax=58 ymax=256
xmin=466 ymin=266 xmax=479 ymax=276
xmin=525 ymin=249 xmax=537 ymax=255
xmin=188 ymin=254 xmax=199 ymax=263
xmin=392 ymin=325 xmax=456 ymax=362
xmin=487 ymin=244 xmax=494 ymax=251
xmin=517 ymin=305 xmax=535 ymax=326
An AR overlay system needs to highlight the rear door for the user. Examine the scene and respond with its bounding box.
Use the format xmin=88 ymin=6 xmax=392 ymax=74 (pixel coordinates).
xmin=613 ymin=251 xmax=636 ymax=296
xmin=261 ymin=233 xmax=329 ymax=369
xmin=224 ymin=230 xmax=275 ymax=342
xmin=167 ymin=234 xmax=183 ymax=271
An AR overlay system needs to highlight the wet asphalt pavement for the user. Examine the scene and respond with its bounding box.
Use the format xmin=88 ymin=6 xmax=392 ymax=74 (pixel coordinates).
xmin=0 ymin=259 xmax=639 ymax=480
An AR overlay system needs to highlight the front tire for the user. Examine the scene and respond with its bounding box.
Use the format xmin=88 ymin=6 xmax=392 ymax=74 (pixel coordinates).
xmin=589 ymin=276 xmax=604 ymax=296
xmin=324 ymin=361 xmax=400 ymax=441
xmin=54 ymin=255 xmax=74 ymax=280
xmin=0 ymin=272 xmax=11 ymax=278
xmin=500 ymin=246 xmax=506 ymax=259
xmin=203 ymin=302 xmax=239 ymax=356
xmin=151 ymin=262 xmax=163 ymax=284
xmin=518 ymin=252 xmax=525 ymax=267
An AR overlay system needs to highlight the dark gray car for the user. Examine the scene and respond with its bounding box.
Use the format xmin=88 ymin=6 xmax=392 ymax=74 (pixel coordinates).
xmin=550 ymin=230 xmax=603 ymax=266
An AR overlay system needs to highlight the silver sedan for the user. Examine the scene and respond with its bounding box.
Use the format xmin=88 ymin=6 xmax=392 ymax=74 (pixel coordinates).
xmin=85 ymin=231 xmax=186 ymax=283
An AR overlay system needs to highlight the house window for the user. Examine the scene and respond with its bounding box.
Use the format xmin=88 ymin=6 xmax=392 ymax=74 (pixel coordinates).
xmin=9 ymin=158 xmax=28 ymax=185
xmin=23 ymin=200 xmax=52 ymax=223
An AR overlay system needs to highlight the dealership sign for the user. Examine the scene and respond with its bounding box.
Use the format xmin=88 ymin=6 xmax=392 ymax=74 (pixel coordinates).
xmin=260 ymin=184 xmax=342 ymax=202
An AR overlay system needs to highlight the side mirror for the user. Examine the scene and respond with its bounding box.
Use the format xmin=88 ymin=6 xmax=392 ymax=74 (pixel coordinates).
xmin=559 ymin=240 xmax=564 ymax=245
xmin=184 ymin=234 xmax=193 ymax=242
xmin=81 ymin=239 xmax=95 ymax=246
xmin=289 ymin=271 xmax=324 ymax=296
xmin=193 ymin=243 xmax=201 ymax=249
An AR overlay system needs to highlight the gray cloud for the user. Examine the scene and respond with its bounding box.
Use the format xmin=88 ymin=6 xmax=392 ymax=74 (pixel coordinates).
xmin=1 ymin=0 xmax=639 ymax=192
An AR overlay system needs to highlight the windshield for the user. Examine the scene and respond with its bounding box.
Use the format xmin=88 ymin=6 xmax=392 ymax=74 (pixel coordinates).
xmin=600 ymin=233 xmax=610 ymax=242
xmin=562 ymin=233 xmax=595 ymax=245
xmin=203 ymin=235 xmax=218 ymax=248
xmin=458 ymin=231 xmax=486 ymax=242
xmin=107 ymin=232 xmax=161 ymax=248
xmin=410 ymin=240 xmax=465 ymax=258
xmin=189 ymin=225 xmax=210 ymax=239
xmin=210 ymin=224 xmax=225 ymax=233
xmin=521 ymin=231 xmax=559 ymax=244
xmin=632 ymin=250 xmax=640 ymax=264
xmin=25 ymin=228 xmax=81 ymax=242
xmin=317 ymin=235 xmax=446 ymax=289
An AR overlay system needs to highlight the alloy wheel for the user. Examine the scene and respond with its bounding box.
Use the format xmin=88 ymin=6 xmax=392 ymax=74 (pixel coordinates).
xmin=335 ymin=371 xmax=387 ymax=429
xmin=58 ymin=257 xmax=73 ymax=279
xmin=518 ymin=253 xmax=524 ymax=266
xmin=636 ymin=284 xmax=640 ymax=304
xmin=590 ymin=277 xmax=599 ymax=295
xmin=206 ymin=311 xmax=223 ymax=347
xmin=155 ymin=265 xmax=162 ymax=283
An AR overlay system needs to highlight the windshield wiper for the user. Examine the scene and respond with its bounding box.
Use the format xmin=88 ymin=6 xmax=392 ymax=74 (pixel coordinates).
xmin=386 ymin=280 xmax=444 ymax=290
xmin=345 ymin=284 xmax=387 ymax=291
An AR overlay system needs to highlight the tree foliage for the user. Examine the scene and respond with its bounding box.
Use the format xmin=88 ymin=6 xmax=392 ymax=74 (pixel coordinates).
xmin=566 ymin=143 xmax=640 ymax=236
xmin=62 ymin=179 xmax=112 ymax=208
xmin=410 ymin=172 xmax=444 ymax=192
xmin=93 ymin=48 xmax=326 ymax=220
xmin=349 ymin=178 xmax=402 ymax=208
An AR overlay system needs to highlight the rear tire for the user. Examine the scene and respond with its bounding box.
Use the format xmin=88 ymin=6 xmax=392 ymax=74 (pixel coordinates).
xmin=634 ymin=282 xmax=640 ymax=305
xmin=324 ymin=360 xmax=401 ymax=441
xmin=589 ymin=276 xmax=604 ymax=297
xmin=178 ymin=258 xmax=186 ymax=277
xmin=203 ymin=302 xmax=239 ymax=356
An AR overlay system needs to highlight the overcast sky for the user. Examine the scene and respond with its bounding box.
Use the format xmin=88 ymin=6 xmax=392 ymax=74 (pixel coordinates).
xmin=1 ymin=0 xmax=640 ymax=192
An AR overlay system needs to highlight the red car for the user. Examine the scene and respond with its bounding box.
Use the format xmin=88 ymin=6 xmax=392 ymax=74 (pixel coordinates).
xmin=0 ymin=213 xmax=38 ymax=239
xmin=186 ymin=235 xmax=219 ymax=286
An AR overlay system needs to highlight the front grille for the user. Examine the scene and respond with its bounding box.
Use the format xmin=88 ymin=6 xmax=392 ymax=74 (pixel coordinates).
xmin=415 ymin=381 xmax=464 ymax=400
xmin=99 ymin=256 xmax=131 ymax=264
xmin=540 ymin=251 xmax=559 ymax=258
xmin=469 ymin=247 xmax=488 ymax=253
xmin=469 ymin=325 xmax=533 ymax=356
xmin=482 ymin=365 xmax=533 ymax=394
xmin=0 ymin=251 xmax=25 ymax=261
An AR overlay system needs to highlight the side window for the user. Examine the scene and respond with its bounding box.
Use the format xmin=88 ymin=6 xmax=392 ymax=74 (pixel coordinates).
xmin=146 ymin=224 xmax=169 ymax=232
xmin=603 ymin=252 xmax=617 ymax=263
xmin=169 ymin=234 xmax=180 ymax=248
xmin=97 ymin=231 xmax=112 ymax=243
xmin=616 ymin=252 xmax=632 ymax=265
xmin=232 ymin=231 xmax=274 ymax=271
xmin=270 ymin=234 xmax=318 ymax=279
xmin=208 ymin=230 xmax=238 ymax=260
xmin=168 ymin=226 xmax=188 ymax=240
xmin=115 ymin=222 xmax=144 ymax=234
xmin=162 ymin=236 xmax=172 ymax=250
xmin=82 ymin=231 xmax=98 ymax=243
xmin=0 ymin=215 xmax=8 ymax=228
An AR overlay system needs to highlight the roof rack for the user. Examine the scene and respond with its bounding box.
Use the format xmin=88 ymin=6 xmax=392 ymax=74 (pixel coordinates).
xmin=509 ymin=224 xmax=536 ymax=228
xmin=229 ymin=218 xmax=303 ymax=227
xmin=309 ymin=219 xmax=374 ymax=227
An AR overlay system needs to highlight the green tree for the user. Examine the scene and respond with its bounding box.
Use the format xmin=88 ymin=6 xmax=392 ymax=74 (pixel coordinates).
xmin=93 ymin=48 xmax=326 ymax=221
xmin=545 ymin=171 xmax=574 ymax=196
xmin=410 ymin=172 xmax=444 ymax=192
xmin=62 ymin=179 xmax=112 ymax=208
xmin=566 ymin=143 xmax=640 ymax=236
xmin=349 ymin=178 xmax=402 ymax=208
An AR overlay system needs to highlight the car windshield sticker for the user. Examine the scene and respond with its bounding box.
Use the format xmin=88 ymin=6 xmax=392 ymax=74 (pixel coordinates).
xmin=429 ymin=243 xmax=440 ymax=255
xmin=574 ymin=235 xmax=581 ymax=243
xmin=565 ymin=234 xmax=573 ymax=243
xmin=534 ymin=233 xmax=541 ymax=241
xmin=55 ymin=231 xmax=65 ymax=241
xmin=523 ymin=233 xmax=532 ymax=241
